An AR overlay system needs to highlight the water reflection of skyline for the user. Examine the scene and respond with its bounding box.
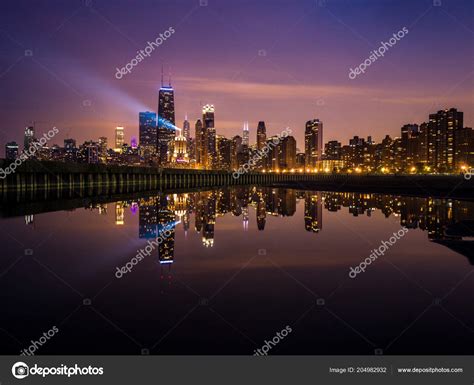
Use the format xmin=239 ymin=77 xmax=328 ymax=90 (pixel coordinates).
xmin=7 ymin=187 xmax=474 ymax=355
xmin=30 ymin=188 xmax=473 ymax=267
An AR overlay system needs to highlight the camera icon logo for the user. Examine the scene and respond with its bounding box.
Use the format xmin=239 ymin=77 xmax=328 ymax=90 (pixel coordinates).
xmin=12 ymin=362 xmax=29 ymax=379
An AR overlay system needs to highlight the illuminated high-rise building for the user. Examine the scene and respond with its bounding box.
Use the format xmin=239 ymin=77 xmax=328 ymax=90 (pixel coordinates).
xmin=217 ymin=135 xmax=231 ymax=170
xmin=98 ymin=137 xmax=107 ymax=163
xmin=64 ymin=139 xmax=77 ymax=161
xmin=325 ymin=140 xmax=342 ymax=160
xmin=83 ymin=141 xmax=99 ymax=164
xmin=139 ymin=111 xmax=157 ymax=160
xmin=5 ymin=142 xmax=19 ymax=160
xmin=257 ymin=121 xmax=267 ymax=150
xmin=202 ymin=104 xmax=216 ymax=169
xmin=24 ymin=125 xmax=35 ymax=151
xmin=400 ymin=124 xmax=419 ymax=169
xmin=157 ymin=71 xmax=176 ymax=164
xmin=231 ymin=135 xmax=242 ymax=170
xmin=115 ymin=126 xmax=124 ymax=152
xmin=242 ymin=121 xmax=249 ymax=147
xmin=195 ymin=119 xmax=204 ymax=167
xmin=305 ymin=119 xmax=323 ymax=168
xmin=428 ymin=108 xmax=463 ymax=171
xmin=281 ymin=135 xmax=296 ymax=169
xmin=183 ymin=115 xmax=190 ymax=141
xmin=455 ymin=126 xmax=474 ymax=169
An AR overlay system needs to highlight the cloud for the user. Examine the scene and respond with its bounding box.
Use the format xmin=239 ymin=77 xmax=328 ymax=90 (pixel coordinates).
xmin=176 ymin=76 xmax=474 ymax=109
xmin=178 ymin=76 xmax=370 ymax=100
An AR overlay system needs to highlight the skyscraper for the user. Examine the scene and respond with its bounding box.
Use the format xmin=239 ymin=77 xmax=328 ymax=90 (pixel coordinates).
xmin=115 ymin=126 xmax=124 ymax=152
xmin=202 ymin=104 xmax=216 ymax=169
xmin=231 ymin=135 xmax=242 ymax=170
xmin=85 ymin=141 xmax=99 ymax=164
xmin=428 ymin=108 xmax=463 ymax=171
xmin=183 ymin=115 xmax=190 ymax=141
xmin=305 ymin=119 xmax=323 ymax=168
xmin=64 ymin=139 xmax=77 ymax=162
xmin=195 ymin=119 xmax=204 ymax=167
xmin=24 ymin=125 xmax=35 ymax=151
xmin=139 ymin=111 xmax=157 ymax=161
xmin=157 ymin=73 xmax=175 ymax=164
xmin=455 ymin=127 xmax=474 ymax=169
xmin=242 ymin=121 xmax=249 ymax=147
xmin=5 ymin=142 xmax=19 ymax=160
xmin=217 ymin=135 xmax=231 ymax=170
xmin=281 ymin=135 xmax=297 ymax=169
xmin=98 ymin=136 xmax=108 ymax=163
xmin=417 ymin=123 xmax=429 ymax=165
xmin=257 ymin=121 xmax=267 ymax=150
xmin=401 ymin=124 xmax=419 ymax=169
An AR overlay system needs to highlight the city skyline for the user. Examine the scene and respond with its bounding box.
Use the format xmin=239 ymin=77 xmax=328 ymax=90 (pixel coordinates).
xmin=0 ymin=0 xmax=473 ymax=151
xmin=6 ymin=102 xmax=473 ymax=174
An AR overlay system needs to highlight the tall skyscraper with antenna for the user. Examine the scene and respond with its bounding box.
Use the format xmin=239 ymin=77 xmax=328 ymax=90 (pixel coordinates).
xmin=157 ymin=66 xmax=175 ymax=164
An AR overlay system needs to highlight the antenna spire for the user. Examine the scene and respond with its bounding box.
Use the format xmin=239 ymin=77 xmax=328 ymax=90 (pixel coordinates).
xmin=161 ymin=64 xmax=164 ymax=87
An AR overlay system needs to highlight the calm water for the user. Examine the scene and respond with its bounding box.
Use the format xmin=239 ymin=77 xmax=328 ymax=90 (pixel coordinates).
xmin=0 ymin=187 xmax=473 ymax=355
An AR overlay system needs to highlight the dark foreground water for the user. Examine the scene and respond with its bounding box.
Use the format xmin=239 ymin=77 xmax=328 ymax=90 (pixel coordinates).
xmin=0 ymin=187 xmax=473 ymax=355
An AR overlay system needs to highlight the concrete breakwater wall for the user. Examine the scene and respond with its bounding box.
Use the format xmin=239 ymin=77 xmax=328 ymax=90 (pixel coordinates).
xmin=0 ymin=160 xmax=472 ymax=201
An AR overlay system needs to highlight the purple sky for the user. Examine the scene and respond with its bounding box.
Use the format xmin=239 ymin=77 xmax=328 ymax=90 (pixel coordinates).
xmin=0 ymin=0 xmax=473 ymax=153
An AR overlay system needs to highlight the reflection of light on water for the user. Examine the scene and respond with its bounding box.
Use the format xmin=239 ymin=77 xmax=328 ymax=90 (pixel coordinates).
xmin=130 ymin=202 xmax=138 ymax=214
xmin=202 ymin=238 xmax=214 ymax=247
xmin=25 ymin=215 xmax=34 ymax=225
xmin=115 ymin=203 xmax=124 ymax=225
